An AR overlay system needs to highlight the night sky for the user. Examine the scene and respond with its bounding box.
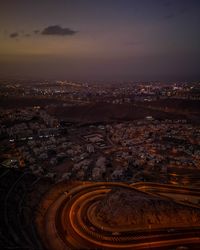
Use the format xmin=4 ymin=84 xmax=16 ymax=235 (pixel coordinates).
xmin=0 ymin=0 xmax=200 ymax=81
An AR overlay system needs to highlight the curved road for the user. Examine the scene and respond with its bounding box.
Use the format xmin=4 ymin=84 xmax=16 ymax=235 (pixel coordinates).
xmin=37 ymin=182 xmax=200 ymax=249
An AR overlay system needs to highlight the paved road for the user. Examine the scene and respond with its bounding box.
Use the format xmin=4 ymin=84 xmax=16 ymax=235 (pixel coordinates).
xmin=38 ymin=182 xmax=200 ymax=249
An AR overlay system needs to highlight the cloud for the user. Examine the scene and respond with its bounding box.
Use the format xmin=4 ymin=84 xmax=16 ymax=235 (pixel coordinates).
xmin=34 ymin=30 xmax=40 ymax=34
xmin=164 ymin=13 xmax=174 ymax=19
xmin=163 ymin=1 xmax=172 ymax=7
xmin=41 ymin=25 xmax=77 ymax=36
xmin=179 ymin=7 xmax=189 ymax=14
xmin=10 ymin=32 xmax=19 ymax=38
xmin=125 ymin=41 xmax=142 ymax=46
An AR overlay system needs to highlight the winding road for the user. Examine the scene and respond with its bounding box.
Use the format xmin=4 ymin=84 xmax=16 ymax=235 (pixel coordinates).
xmin=37 ymin=182 xmax=200 ymax=249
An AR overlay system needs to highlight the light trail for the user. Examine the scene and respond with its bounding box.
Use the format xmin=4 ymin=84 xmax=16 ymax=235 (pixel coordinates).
xmin=36 ymin=182 xmax=200 ymax=250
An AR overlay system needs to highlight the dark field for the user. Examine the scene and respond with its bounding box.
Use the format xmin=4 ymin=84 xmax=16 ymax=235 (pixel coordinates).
xmin=48 ymin=102 xmax=187 ymax=123
xmin=0 ymin=97 xmax=63 ymax=109
xmin=1 ymin=97 xmax=200 ymax=123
